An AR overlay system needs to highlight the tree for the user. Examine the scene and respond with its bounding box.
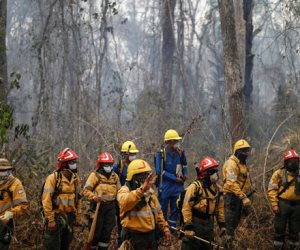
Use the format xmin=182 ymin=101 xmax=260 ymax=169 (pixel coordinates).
xmin=160 ymin=0 xmax=176 ymax=109
xmin=218 ymin=0 xmax=246 ymax=142
xmin=0 ymin=0 xmax=7 ymax=102
xmin=243 ymin=0 xmax=254 ymax=112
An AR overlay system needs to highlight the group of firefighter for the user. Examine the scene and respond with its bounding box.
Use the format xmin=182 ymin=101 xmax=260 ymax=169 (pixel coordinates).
xmin=0 ymin=129 xmax=299 ymax=249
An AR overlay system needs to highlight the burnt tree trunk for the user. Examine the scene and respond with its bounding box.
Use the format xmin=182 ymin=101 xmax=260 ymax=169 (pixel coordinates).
xmin=243 ymin=0 xmax=254 ymax=112
xmin=218 ymin=0 xmax=246 ymax=142
xmin=0 ymin=0 xmax=7 ymax=102
xmin=160 ymin=0 xmax=176 ymax=108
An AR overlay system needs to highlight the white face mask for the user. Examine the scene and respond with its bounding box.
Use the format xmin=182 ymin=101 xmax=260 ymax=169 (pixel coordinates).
xmin=129 ymin=155 xmax=137 ymax=162
xmin=103 ymin=166 xmax=113 ymax=173
xmin=174 ymin=143 xmax=180 ymax=148
xmin=0 ymin=171 xmax=10 ymax=177
xmin=210 ymin=173 xmax=219 ymax=183
xmin=68 ymin=163 xmax=77 ymax=170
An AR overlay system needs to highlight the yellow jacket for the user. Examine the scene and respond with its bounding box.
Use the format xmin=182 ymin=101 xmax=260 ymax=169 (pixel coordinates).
xmin=223 ymin=155 xmax=251 ymax=198
xmin=0 ymin=175 xmax=28 ymax=217
xmin=83 ymin=171 xmax=121 ymax=202
xmin=182 ymin=180 xmax=224 ymax=225
xmin=268 ymin=168 xmax=300 ymax=207
xmin=42 ymin=172 xmax=82 ymax=222
xmin=117 ymin=186 xmax=169 ymax=233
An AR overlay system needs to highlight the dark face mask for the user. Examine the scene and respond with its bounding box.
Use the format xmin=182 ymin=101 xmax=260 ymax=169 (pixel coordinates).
xmin=235 ymin=152 xmax=248 ymax=164
xmin=285 ymin=159 xmax=299 ymax=173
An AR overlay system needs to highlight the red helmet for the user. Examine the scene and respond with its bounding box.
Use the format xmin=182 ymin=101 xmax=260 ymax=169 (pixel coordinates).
xmin=96 ymin=152 xmax=114 ymax=168
xmin=54 ymin=148 xmax=78 ymax=172
xmin=284 ymin=150 xmax=299 ymax=161
xmin=198 ymin=157 xmax=219 ymax=179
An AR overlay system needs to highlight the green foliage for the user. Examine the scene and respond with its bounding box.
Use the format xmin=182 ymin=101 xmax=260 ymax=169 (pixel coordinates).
xmin=0 ymin=101 xmax=13 ymax=143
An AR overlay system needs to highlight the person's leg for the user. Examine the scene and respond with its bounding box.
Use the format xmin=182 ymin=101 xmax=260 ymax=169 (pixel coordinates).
xmin=98 ymin=204 xmax=116 ymax=250
xmin=287 ymin=202 xmax=300 ymax=250
xmin=0 ymin=220 xmax=13 ymax=250
xmin=60 ymin=213 xmax=75 ymax=250
xmin=44 ymin=217 xmax=63 ymax=250
xmin=168 ymin=196 xmax=179 ymax=229
xmin=115 ymin=203 xmax=123 ymax=246
xmin=90 ymin=205 xmax=105 ymax=249
xmin=274 ymin=200 xmax=289 ymax=250
xmin=224 ymin=193 xmax=242 ymax=249
xmin=131 ymin=231 xmax=157 ymax=250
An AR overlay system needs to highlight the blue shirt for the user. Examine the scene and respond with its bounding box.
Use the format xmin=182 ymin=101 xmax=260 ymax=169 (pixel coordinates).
xmin=113 ymin=160 xmax=128 ymax=186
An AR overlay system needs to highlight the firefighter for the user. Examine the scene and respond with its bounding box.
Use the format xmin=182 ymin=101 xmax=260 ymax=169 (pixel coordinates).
xmin=268 ymin=150 xmax=300 ymax=250
xmin=181 ymin=157 xmax=225 ymax=250
xmin=113 ymin=140 xmax=139 ymax=245
xmin=83 ymin=152 xmax=121 ymax=250
xmin=117 ymin=159 xmax=171 ymax=249
xmin=42 ymin=148 xmax=82 ymax=250
xmin=222 ymin=139 xmax=253 ymax=248
xmin=0 ymin=158 xmax=28 ymax=250
xmin=155 ymin=129 xmax=188 ymax=229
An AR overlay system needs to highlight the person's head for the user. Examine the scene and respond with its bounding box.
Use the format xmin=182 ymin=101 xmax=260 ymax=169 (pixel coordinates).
xmin=120 ymin=141 xmax=139 ymax=163
xmin=0 ymin=158 xmax=13 ymax=185
xmin=284 ymin=150 xmax=299 ymax=173
xmin=126 ymin=159 xmax=151 ymax=189
xmin=55 ymin=148 xmax=79 ymax=175
xmin=164 ymin=129 xmax=182 ymax=151
xmin=233 ymin=139 xmax=251 ymax=164
xmin=197 ymin=157 xmax=219 ymax=185
xmin=96 ymin=152 xmax=114 ymax=174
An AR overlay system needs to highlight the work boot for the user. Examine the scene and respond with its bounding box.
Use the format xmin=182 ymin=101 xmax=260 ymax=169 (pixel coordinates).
xmin=273 ymin=240 xmax=284 ymax=250
xmin=288 ymin=240 xmax=299 ymax=250
xmin=224 ymin=235 xmax=233 ymax=250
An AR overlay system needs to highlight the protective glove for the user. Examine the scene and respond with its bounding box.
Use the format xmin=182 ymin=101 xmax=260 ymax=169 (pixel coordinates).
xmin=219 ymin=227 xmax=226 ymax=237
xmin=0 ymin=211 xmax=13 ymax=224
xmin=164 ymin=228 xmax=171 ymax=242
xmin=242 ymin=197 xmax=251 ymax=207
xmin=93 ymin=194 xmax=102 ymax=203
xmin=184 ymin=230 xmax=195 ymax=239
xmin=272 ymin=205 xmax=280 ymax=215
xmin=48 ymin=220 xmax=57 ymax=232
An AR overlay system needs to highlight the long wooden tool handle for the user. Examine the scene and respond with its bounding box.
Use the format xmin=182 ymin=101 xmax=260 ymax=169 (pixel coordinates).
xmin=85 ymin=202 xmax=101 ymax=250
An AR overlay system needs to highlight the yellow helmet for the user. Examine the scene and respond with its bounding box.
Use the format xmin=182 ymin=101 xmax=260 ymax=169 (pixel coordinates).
xmin=233 ymin=139 xmax=251 ymax=154
xmin=126 ymin=159 xmax=152 ymax=181
xmin=164 ymin=129 xmax=182 ymax=141
xmin=121 ymin=141 xmax=139 ymax=153
xmin=0 ymin=158 xmax=13 ymax=170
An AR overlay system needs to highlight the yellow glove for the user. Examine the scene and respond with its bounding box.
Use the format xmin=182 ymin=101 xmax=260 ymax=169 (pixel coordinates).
xmin=0 ymin=211 xmax=13 ymax=224
xmin=242 ymin=197 xmax=251 ymax=207
xmin=184 ymin=230 xmax=195 ymax=239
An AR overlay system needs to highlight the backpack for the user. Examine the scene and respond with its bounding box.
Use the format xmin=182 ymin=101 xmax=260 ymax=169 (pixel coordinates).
xmin=176 ymin=179 xmax=201 ymax=225
xmin=39 ymin=171 xmax=78 ymax=219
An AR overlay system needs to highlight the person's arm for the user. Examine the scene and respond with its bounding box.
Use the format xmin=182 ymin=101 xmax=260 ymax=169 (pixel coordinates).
xmin=10 ymin=178 xmax=28 ymax=216
xmin=117 ymin=186 xmax=144 ymax=212
xmin=182 ymin=184 xmax=198 ymax=224
xmin=83 ymin=172 xmax=98 ymax=201
xmin=42 ymin=174 xmax=56 ymax=222
xmin=223 ymin=163 xmax=246 ymax=199
xmin=267 ymin=171 xmax=280 ymax=207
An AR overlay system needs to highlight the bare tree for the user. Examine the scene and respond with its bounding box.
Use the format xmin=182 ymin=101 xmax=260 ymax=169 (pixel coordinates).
xmin=0 ymin=0 xmax=7 ymax=102
xmin=243 ymin=0 xmax=254 ymax=112
xmin=160 ymin=0 xmax=176 ymax=108
xmin=218 ymin=0 xmax=246 ymax=142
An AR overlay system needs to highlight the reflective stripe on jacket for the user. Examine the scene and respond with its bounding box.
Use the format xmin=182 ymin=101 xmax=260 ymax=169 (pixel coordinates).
xmin=42 ymin=172 xmax=82 ymax=222
xmin=268 ymin=169 xmax=300 ymax=207
xmin=0 ymin=175 xmax=28 ymax=216
xmin=117 ymin=186 xmax=169 ymax=233
xmin=83 ymin=171 xmax=121 ymax=202
xmin=182 ymin=181 xmax=224 ymax=225
xmin=222 ymin=155 xmax=251 ymax=198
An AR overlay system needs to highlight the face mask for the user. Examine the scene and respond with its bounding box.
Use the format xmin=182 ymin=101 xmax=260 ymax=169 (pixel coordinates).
xmin=286 ymin=164 xmax=299 ymax=173
xmin=210 ymin=173 xmax=219 ymax=183
xmin=0 ymin=171 xmax=11 ymax=184
xmin=129 ymin=155 xmax=137 ymax=162
xmin=68 ymin=163 xmax=77 ymax=173
xmin=103 ymin=166 xmax=113 ymax=173
xmin=236 ymin=153 xmax=248 ymax=164
xmin=174 ymin=143 xmax=180 ymax=149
